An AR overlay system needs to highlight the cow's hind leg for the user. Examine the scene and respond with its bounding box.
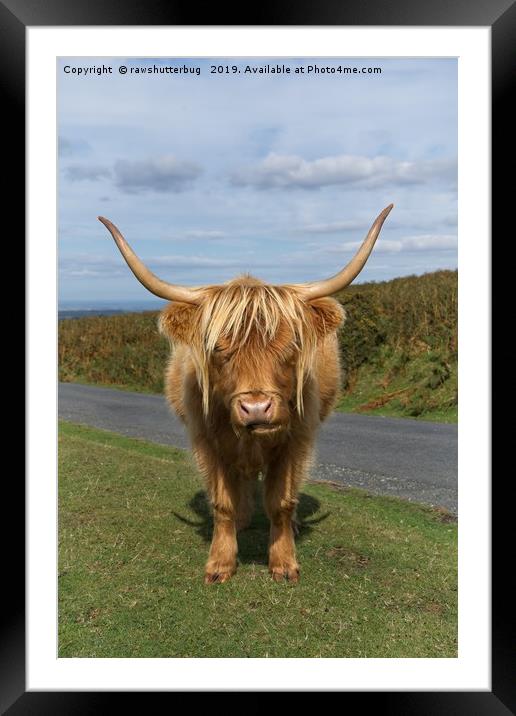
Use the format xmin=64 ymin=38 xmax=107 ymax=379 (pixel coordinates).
xmin=236 ymin=476 xmax=256 ymax=532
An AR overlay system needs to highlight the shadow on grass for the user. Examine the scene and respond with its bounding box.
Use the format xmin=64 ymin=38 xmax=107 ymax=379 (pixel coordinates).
xmin=172 ymin=487 xmax=329 ymax=565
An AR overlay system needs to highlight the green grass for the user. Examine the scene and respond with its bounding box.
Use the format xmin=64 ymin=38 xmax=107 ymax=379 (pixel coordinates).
xmin=59 ymin=421 xmax=457 ymax=658
xmin=59 ymin=270 xmax=458 ymax=423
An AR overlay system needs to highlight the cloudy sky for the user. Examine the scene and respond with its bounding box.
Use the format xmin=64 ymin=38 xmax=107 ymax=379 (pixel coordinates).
xmin=58 ymin=57 xmax=457 ymax=307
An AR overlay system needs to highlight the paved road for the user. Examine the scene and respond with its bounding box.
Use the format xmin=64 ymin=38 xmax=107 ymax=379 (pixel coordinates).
xmin=59 ymin=383 xmax=458 ymax=514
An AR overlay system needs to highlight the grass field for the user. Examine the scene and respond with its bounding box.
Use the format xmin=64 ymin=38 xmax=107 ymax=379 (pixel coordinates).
xmin=59 ymin=421 xmax=457 ymax=658
xmin=59 ymin=270 xmax=458 ymax=423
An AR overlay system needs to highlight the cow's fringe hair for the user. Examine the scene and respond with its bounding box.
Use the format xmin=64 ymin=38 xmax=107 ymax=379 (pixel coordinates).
xmin=190 ymin=278 xmax=318 ymax=417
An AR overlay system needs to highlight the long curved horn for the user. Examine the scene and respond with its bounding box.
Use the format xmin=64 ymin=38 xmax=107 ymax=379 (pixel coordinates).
xmin=98 ymin=216 xmax=202 ymax=304
xmin=293 ymin=204 xmax=394 ymax=300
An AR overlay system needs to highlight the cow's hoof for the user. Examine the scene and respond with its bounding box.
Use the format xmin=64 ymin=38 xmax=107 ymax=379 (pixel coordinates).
xmin=204 ymin=571 xmax=233 ymax=584
xmin=270 ymin=566 xmax=300 ymax=583
xmin=204 ymin=562 xmax=236 ymax=584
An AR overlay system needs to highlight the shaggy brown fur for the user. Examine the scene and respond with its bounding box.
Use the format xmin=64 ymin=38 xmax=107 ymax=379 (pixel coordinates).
xmin=159 ymin=275 xmax=345 ymax=583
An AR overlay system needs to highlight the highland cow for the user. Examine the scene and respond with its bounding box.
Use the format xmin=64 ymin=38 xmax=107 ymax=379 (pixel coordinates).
xmin=98 ymin=204 xmax=393 ymax=583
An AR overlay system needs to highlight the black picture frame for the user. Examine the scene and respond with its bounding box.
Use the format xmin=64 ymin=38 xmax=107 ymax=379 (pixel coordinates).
xmin=9 ymin=0 xmax=510 ymax=711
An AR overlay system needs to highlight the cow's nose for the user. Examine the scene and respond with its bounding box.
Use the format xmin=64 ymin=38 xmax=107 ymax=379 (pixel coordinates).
xmin=238 ymin=398 xmax=272 ymax=425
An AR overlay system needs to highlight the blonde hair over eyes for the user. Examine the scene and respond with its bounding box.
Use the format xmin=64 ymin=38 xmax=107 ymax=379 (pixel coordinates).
xmin=187 ymin=278 xmax=319 ymax=416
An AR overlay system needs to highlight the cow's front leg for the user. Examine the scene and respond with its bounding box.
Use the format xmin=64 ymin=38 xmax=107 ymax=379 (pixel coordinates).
xmin=191 ymin=437 xmax=239 ymax=584
xmin=204 ymin=467 xmax=239 ymax=584
xmin=264 ymin=458 xmax=304 ymax=583
xmin=205 ymin=510 xmax=237 ymax=584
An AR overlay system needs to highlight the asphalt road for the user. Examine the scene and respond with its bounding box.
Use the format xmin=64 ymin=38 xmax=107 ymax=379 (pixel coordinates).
xmin=59 ymin=383 xmax=458 ymax=514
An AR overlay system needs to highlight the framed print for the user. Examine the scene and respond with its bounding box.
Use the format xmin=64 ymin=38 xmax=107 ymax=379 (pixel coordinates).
xmin=7 ymin=0 xmax=512 ymax=711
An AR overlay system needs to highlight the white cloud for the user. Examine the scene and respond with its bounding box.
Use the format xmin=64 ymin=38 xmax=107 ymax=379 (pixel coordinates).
xmin=113 ymin=156 xmax=203 ymax=194
xmin=402 ymin=234 xmax=457 ymax=250
xmin=60 ymin=250 xmax=335 ymax=280
xmin=329 ymin=234 xmax=457 ymax=254
xmin=295 ymin=215 xmax=453 ymax=235
xmin=339 ymin=240 xmax=404 ymax=254
xmin=66 ymin=164 xmax=111 ymax=181
xmin=150 ymin=255 xmax=246 ymax=269
xmin=230 ymin=152 xmax=456 ymax=190
xmin=183 ymin=229 xmax=226 ymax=240
xmin=58 ymin=136 xmax=92 ymax=156
xmin=297 ymin=219 xmax=370 ymax=234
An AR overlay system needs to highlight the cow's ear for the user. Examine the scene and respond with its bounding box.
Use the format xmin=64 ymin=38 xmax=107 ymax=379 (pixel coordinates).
xmin=308 ymin=297 xmax=346 ymax=337
xmin=159 ymin=302 xmax=199 ymax=344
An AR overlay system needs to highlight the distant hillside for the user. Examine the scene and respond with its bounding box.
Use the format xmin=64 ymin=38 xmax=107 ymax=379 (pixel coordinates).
xmin=334 ymin=270 xmax=457 ymax=421
xmin=59 ymin=270 xmax=457 ymax=422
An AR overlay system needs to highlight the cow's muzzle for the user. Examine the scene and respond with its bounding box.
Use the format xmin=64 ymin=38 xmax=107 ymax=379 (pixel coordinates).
xmin=238 ymin=397 xmax=272 ymax=426
xmin=232 ymin=393 xmax=284 ymax=432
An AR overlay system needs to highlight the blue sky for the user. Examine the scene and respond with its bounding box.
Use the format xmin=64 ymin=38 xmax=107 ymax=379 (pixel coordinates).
xmin=58 ymin=57 xmax=457 ymax=307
